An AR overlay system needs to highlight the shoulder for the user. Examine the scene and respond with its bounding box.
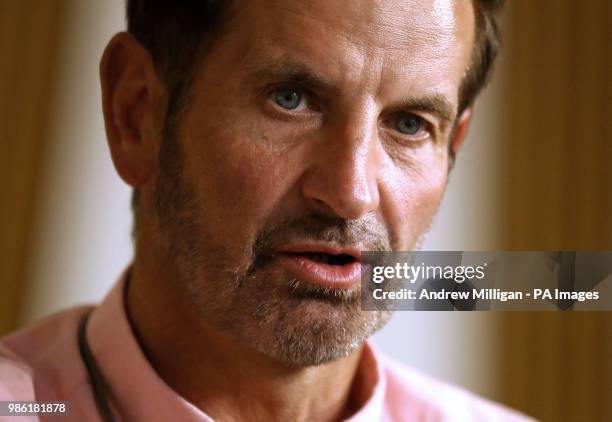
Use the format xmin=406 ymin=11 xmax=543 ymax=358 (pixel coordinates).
xmin=0 ymin=306 xmax=93 ymax=400
xmin=379 ymin=354 xmax=536 ymax=421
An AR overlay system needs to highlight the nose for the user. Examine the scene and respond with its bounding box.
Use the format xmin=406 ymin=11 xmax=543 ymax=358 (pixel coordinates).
xmin=301 ymin=116 xmax=381 ymax=220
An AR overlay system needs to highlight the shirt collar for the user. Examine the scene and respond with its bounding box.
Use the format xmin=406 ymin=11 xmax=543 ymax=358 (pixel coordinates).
xmin=86 ymin=273 xmax=387 ymax=422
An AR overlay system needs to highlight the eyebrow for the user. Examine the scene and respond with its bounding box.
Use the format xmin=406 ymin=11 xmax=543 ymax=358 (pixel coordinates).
xmin=246 ymin=59 xmax=336 ymax=93
xmin=391 ymin=94 xmax=457 ymax=128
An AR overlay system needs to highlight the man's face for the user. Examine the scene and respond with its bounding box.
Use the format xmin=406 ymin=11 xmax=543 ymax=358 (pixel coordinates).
xmin=152 ymin=0 xmax=474 ymax=366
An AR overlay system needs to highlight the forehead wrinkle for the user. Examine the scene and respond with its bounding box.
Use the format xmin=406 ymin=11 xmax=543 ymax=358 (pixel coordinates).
xmin=263 ymin=0 xmax=468 ymax=77
xmin=234 ymin=0 xmax=472 ymax=59
xmin=268 ymin=0 xmax=460 ymax=46
xmin=260 ymin=0 xmax=454 ymax=62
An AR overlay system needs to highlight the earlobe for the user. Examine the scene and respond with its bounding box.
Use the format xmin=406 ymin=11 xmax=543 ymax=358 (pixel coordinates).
xmin=100 ymin=32 xmax=163 ymax=188
xmin=450 ymin=108 xmax=473 ymax=156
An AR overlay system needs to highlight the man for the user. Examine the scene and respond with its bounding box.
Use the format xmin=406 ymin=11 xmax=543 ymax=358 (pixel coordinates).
xmin=0 ymin=0 xmax=533 ymax=420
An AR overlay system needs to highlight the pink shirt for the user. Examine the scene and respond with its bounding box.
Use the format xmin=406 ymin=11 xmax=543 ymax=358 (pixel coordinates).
xmin=0 ymin=277 xmax=533 ymax=421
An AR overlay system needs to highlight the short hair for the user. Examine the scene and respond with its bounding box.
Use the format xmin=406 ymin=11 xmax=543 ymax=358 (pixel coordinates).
xmin=127 ymin=1 xmax=231 ymax=104
xmin=126 ymin=0 xmax=504 ymax=218
xmin=460 ymin=0 xmax=504 ymax=113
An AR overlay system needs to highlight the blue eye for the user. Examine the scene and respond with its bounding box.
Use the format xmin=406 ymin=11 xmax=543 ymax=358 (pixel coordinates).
xmin=273 ymin=88 xmax=304 ymax=110
xmin=395 ymin=114 xmax=423 ymax=135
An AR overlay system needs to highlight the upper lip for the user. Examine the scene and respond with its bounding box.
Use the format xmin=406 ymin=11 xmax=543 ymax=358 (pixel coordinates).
xmin=277 ymin=243 xmax=362 ymax=261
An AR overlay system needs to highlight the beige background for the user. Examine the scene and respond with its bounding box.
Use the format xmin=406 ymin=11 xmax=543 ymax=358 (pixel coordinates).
xmin=1 ymin=1 xmax=610 ymax=420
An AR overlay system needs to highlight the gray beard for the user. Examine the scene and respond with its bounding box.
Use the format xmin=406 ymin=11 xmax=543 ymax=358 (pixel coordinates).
xmin=171 ymin=224 xmax=430 ymax=367
xmin=179 ymin=256 xmax=393 ymax=367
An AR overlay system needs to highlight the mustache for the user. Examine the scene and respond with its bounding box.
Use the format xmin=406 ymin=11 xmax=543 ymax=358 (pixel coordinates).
xmin=249 ymin=212 xmax=392 ymax=271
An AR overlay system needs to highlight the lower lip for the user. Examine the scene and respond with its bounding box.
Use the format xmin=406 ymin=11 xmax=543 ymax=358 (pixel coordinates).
xmin=277 ymin=254 xmax=364 ymax=289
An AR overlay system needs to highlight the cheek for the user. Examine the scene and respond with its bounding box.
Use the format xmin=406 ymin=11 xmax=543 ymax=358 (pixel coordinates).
xmin=383 ymin=153 xmax=449 ymax=249
xmin=181 ymin=120 xmax=296 ymax=244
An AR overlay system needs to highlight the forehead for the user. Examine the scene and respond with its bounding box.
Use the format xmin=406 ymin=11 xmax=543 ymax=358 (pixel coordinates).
xmin=252 ymin=0 xmax=472 ymax=46
xmin=214 ymin=0 xmax=475 ymax=103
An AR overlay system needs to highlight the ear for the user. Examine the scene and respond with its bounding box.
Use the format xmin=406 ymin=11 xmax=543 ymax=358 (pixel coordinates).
xmin=100 ymin=32 xmax=165 ymax=188
xmin=450 ymin=108 xmax=473 ymax=156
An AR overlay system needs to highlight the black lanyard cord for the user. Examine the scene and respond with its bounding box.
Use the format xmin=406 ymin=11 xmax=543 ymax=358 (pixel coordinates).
xmin=78 ymin=313 xmax=117 ymax=422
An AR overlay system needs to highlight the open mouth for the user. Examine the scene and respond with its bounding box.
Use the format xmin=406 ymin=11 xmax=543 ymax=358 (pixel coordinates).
xmin=285 ymin=252 xmax=357 ymax=266
xmin=276 ymin=246 xmax=363 ymax=287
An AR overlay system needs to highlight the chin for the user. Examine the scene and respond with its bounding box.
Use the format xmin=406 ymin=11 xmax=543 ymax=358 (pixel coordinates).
xmin=244 ymin=299 xmax=392 ymax=367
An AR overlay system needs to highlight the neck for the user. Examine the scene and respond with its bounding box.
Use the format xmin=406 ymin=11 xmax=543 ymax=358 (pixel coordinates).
xmin=126 ymin=257 xmax=367 ymax=422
